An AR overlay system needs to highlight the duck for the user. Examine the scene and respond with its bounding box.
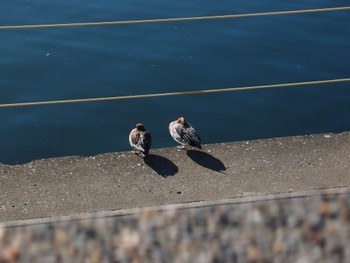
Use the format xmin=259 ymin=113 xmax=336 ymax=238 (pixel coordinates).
xmin=169 ymin=117 xmax=202 ymax=149
xmin=129 ymin=123 xmax=152 ymax=157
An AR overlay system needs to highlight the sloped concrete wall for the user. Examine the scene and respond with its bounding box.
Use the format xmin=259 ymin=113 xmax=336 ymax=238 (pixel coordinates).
xmin=1 ymin=189 xmax=350 ymax=263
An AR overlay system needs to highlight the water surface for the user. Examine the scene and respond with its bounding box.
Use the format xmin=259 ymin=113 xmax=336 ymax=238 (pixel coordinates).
xmin=1 ymin=0 xmax=350 ymax=164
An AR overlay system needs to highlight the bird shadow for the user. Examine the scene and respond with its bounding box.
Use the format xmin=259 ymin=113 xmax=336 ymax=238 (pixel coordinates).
xmin=144 ymin=154 xmax=179 ymax=178
xmin=186 ymin=150 xmax=227 ymax=174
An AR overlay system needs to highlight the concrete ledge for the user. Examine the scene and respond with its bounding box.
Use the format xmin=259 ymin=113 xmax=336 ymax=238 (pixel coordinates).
xmin=0 ymin=131 xmax=349 ymax=222
xmin=2 ymin=186 xmax=350 ymax=227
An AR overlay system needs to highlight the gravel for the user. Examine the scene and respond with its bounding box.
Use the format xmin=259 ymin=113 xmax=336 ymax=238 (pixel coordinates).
xmin=1 ymin=190 xmax=350 ymax=263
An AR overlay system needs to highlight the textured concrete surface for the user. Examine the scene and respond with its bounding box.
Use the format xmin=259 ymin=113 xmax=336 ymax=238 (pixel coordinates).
xmin=0 ymin=131 xmax=349 ymax=222
xmin=1 ymin=189 xmax=350 ymax=263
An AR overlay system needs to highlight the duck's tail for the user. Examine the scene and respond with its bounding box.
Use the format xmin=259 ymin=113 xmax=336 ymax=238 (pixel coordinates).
xmin=189 ymin=140 xmax=202 ymax=149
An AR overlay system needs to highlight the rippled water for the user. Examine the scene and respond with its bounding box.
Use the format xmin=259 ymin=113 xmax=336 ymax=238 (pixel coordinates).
xmin=1 ymin=0 xmax=350 ymax=164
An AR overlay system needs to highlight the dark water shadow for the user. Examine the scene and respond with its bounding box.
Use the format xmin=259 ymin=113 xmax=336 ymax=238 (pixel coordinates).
xmin=144 ymin=154 xmax=179 ymax=177
xmin=187 ymin=150 xmax=227 ymax=174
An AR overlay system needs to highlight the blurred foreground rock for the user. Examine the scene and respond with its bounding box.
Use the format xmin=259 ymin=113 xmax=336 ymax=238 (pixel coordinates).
xmin=1 ymin=189 xmax=350 ymax=263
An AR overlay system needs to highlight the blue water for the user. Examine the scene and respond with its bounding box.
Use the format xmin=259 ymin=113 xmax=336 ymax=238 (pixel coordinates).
xmin=1 ymin=0 xmax=350 ymax=164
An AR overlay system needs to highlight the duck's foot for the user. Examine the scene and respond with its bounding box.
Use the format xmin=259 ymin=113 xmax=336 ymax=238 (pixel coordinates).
xmin=177 ymin=145 xmax=186 ymax=150
xmin=132 ymin=150 xmax=142 ymax=155
xmin=132 ymin=150 xmax=146 ymax=158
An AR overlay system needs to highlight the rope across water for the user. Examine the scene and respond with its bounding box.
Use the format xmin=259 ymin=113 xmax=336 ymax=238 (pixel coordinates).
xmin=1 ymin=78 xmax=349 ymax=108
xmin=1 ymin=6 xmax=349 ymax=30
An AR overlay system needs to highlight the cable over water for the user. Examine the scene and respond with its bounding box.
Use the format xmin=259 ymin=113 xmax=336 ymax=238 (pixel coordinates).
xmin=1 ymin=78 xmax=349 ymax=108
xmin=0 ymin=6 xmax=349 ymax=30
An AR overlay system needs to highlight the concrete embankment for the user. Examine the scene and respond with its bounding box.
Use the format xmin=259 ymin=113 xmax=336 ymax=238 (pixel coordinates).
xmin=0 ymin=131 xmax=349 ymax=222
xmin=0 ymin=189 xmax=349 ymax=263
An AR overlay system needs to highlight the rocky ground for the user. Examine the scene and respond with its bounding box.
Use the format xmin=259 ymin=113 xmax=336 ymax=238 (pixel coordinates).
xmin=0 ymin=189 xmax=349 ymax=263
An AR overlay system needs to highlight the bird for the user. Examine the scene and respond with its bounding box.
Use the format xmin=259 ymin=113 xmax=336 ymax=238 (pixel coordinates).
xmin=169 ymin=117 xmax=202 ymax=149
xmin=129 ymin=123 xmax=152 ymax=157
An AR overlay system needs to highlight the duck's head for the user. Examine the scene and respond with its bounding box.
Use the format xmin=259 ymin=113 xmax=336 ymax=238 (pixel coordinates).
xmin=177 ymin=117 xmax=185 ymax=125
xmin=136 ymin=123 xmax=146 ymax=131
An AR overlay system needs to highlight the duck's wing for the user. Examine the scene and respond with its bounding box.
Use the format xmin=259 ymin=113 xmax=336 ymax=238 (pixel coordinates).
xmin=180 ymin=123 xmax=202 ymax=149
xmin=140 ymin=131 xmax=152 ymax=155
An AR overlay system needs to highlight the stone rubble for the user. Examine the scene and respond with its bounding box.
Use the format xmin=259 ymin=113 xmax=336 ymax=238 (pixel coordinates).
xmin=1 ymin=191 xmax=349 ymax=263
